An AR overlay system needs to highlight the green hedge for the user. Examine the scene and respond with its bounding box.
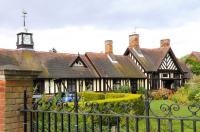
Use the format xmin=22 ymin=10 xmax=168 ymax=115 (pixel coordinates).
xmin=112 ymin=85 xmax=131 ymax=93
xmin=36 ymin=92 xmax=144 ymax=130
xmin=38 ymin=92 xmax=144 ymax=115
xmin=105 ymin=93 xmax=126 ymax=99
xmin=79 ymin=92 xmax=105 ymax=101
xmin=79 ymin=92 xmax=144 ymax=115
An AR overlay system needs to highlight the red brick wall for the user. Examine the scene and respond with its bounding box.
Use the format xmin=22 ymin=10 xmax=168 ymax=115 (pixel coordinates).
xmin=0 ymin=80 xmax=6 ymax=131
xmin=0 ymin=70 xmax=39 ymax=132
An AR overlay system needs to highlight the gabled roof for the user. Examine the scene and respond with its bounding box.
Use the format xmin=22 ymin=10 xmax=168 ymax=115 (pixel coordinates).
xmin=85 ymin=52 xmax=146 ymax=78
xmin=140 ymin=47 xmax=169 ymax=70
xmin=69 ymin=55 xmax=88 ymax=67
xmin=124 ymin=48 xmax=168 ymax=71
xmin=125 ymin=47 xmax=183 ymax=72
xmin=37 ymin=53 xmax=99 ymax=78
xmin=0 ymin=49 xmax=99 ymax=79
xmin=0 ymin=48 xmax=145 ymax=79
xmin=178 ymin=60 xmax=192 ymax=79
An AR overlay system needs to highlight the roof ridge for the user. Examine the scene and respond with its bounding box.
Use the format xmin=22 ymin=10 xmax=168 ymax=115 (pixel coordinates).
xmin=85 ymin=53 xmax=101 ymax=77
xmin=141 ymin=47 xmax=170 ymax=50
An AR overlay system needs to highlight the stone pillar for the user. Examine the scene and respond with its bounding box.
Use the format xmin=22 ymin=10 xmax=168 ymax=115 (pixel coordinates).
xmin=0 ymin=69 xmax=40 ymax=132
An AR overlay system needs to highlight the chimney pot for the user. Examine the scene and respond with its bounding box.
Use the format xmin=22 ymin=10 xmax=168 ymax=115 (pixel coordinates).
xmin=160 ymin=39 xmax=170 ymax=48
xmin=105 ymin=40 xmax=113 ymax=54
xmin=129 ymin=34 xmax=139 ymax=49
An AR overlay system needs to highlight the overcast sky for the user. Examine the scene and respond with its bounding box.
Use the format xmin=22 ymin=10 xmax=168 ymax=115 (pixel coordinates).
xmin=0 ymin=0 xmax=200 ymax=57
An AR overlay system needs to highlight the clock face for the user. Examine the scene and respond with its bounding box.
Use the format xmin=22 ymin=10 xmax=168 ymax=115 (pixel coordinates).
xmin=18 ymin=35 xmax=22 ymax=45
xmin=23 ymin=34 xmax=31 ymax=44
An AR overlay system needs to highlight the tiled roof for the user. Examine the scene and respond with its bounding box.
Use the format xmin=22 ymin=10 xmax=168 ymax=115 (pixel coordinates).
xmin=178 ymin=60 xmax=192 ymax=79
xmin=37 ymin=53 xmax=100 ymax=78
xmin=85 ymin=52 xmax=146 ymax=78
xmin=124 ymin=48 xmax=168 ymax=71
xmin=140 ymin=47 xmax=170 ymax=70
xmin=126 ymin=47 xmax=184 ymax=72
xmin=0 ymin=49 xmax=99 ymax=79
xmin=0 ymin=48 xmax=145 ymax=79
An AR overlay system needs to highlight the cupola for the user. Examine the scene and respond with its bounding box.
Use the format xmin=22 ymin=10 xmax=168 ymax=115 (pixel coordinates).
xmin=16 ymin=10 xmax=34 ymax=50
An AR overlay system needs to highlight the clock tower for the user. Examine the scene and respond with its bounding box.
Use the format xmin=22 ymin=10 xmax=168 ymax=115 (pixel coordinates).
xmin=16 ymin=10 xmax=34 ymax=50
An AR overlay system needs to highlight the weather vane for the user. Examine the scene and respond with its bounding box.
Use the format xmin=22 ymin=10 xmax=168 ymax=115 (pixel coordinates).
xmin=22 ymin=10 xmax=28 ymax=32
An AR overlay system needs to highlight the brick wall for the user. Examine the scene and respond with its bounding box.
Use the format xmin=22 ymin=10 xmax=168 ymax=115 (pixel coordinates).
xmin=0 ymin=70 xmax=40 ymax=132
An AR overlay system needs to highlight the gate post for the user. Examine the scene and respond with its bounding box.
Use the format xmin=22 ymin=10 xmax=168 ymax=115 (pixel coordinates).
xmin=0 ymin=69 xmax=40 ymax=131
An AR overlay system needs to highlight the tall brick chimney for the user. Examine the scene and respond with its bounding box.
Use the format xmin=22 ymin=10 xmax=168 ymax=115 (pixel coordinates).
xmin=129 ymin=34 xmax=140 ymax=49
xmin=105 ymin=40 xmax=113 ymax=54
xmin=160 ymin=39 xmax=170 ymax=48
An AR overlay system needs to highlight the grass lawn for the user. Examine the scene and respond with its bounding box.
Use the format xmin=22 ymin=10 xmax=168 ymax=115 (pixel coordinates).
xmin=136 ymin=100 xmax=200 ymax=132
xmin=150 ymin=100 xmax=196 ymax=117
xmin=78 ymin=100 xmax=200 ymax=132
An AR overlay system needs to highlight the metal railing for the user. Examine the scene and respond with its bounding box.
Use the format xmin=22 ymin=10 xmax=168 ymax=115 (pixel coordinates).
xmin=22 ymin=90 xmax=200 ymax=132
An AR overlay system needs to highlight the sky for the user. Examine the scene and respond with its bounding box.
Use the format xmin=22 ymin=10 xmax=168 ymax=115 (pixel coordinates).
xmin=0 ymin=0 xmax=200 ymax=58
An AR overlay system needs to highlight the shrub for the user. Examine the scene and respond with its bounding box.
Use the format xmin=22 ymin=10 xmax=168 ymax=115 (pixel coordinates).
xmin=188 ymin=88 xmax=200 ymax=102
xmin=172 ymin=87 xmax=190 ymax=104
xmin=79 ymin=92 xmax=144 ymax=126
xmin=113 ymin=85 xmax=131 ymax=93
xmin=171 ymin=76 xmax=200 ymax=104
xmin=86 ymin=93 xmax=144 ymax=115
xmin=105 ymin=93 xmax=126 ymax=99
xmin=194 ymin=92 xmax=200 ymax=102
xmin=35 ymin=92 xmax=144 ymax=130
xmin=137 ymin=87 xmax=146 ymax=94
xmin=186 ymin=76 xmax=200 ymax=103
xmin=79 ymin=92 xmax=105 ymax=101
xmin=37 ymin=92 xmax=144 ymax=115
xmin=150 ymin=88 xmax=174 ymax=100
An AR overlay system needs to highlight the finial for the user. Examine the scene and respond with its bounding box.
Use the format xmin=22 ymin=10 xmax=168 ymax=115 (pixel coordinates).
xmin=52 ymin=48 xmax=57 ymax=53
xmin=22 ymin=10 xmax=28 ymax=32
xmin=78 ymin=52 xmax=80 ymax=56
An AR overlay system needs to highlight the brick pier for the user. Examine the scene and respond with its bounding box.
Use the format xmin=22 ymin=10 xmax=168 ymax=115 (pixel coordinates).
xmin=0 ymin=70 xmax=40 ymax=132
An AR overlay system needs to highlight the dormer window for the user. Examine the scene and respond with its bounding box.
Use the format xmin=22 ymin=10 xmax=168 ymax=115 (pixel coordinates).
xmin=73 ymin=60 xmax=84 ymax=67
xmin=70 ymin=55 xmax=87 ymax=68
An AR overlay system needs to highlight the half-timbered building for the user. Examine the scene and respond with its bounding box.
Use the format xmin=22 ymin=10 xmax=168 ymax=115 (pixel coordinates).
xmin=85 ymin=40 xmax=145 ymax=93
xmin=124 ymin=34 xmax=190 ymax=89
xmin=0 ymin=31 xmax=147 ymax=94
xmin=0 ymin=30 xmax=190 ymax=94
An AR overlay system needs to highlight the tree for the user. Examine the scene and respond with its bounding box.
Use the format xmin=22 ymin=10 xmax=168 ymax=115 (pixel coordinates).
xmin=185 ymin=56 xmax=200 ymax=75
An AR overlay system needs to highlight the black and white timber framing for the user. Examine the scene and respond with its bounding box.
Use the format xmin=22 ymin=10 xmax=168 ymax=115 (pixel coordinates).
xmin=124 ymin=37 xmax=186 ymax=90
